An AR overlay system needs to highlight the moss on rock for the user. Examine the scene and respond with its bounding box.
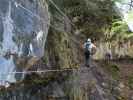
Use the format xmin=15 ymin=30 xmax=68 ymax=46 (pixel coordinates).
xmin=45 ymin=29 xmax=79 ymax=69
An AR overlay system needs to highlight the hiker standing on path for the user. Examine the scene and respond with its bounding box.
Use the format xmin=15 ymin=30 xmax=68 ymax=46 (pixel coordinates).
xmin=83 ymin=38 xmax=96 ymax=67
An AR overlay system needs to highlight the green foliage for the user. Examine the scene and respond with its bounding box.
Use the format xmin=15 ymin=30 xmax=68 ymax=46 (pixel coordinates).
xmin=110 ymin=20 xmax=133 ymax=40
xmin=0 ymin=87 xmax=7 ymax=97
xmin=42 ymin=56 xmax=48 ymax=64
xmin=111 ymin=0 xmax=126 ymax=3
xmin=46 ymin=29 xmax=77 ymax=69
xmin=127 ymin=11 xmax=133 ymax=22
xmin=110 ymin=64 xmax=120 ymax=80
xmin=116 ymin=96 xmax=127 ymax=100
xmin=111 ymin=0 xmax=123 ymax=2
xmin=48 ymin=0 xmax=115 ymax=39
xmin=112 ymin=21 xmax=129 ymax=34
xmin=103 ymin=62 xmax=120 ymax=80
xmin=128 ymin=74 xmax=133 ymax=89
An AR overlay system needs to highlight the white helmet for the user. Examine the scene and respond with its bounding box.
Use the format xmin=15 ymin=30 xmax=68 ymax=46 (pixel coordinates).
xmin=87 ymin=38 xmax=91 ymax=42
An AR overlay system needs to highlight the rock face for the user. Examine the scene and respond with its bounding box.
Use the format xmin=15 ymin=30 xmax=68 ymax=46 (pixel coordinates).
xmin=0 ymin=0 xmax=50 ymax=85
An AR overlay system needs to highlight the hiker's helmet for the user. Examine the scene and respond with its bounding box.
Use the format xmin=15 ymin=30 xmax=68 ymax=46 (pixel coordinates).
xmin=87 ymin=38 xmax=91 ymax=43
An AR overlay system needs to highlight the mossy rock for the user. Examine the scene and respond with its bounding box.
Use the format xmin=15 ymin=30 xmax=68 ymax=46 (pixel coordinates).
xmin=46 ymin=30 xmax=78 ymax=69
xmin=103 ymin=62 xmax=120 ymax=80
xmin=116 ymin=96 xmax=128 ymax=100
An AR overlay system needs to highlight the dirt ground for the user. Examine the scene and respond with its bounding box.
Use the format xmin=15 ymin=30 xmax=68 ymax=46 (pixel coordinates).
xmin=99 ymin=59 xmax=133 ymax=99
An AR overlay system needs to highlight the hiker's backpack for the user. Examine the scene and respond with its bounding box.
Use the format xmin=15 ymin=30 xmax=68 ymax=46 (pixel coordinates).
xmin=85 ymin=42 xmax=92 ymax=53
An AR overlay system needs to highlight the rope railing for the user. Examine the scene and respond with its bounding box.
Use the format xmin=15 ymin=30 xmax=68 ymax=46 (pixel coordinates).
xmin=0 ymin=0 xmax=81 ymax=54
xmin=0 ymin=3 xmax=80 ymax=58
xmin=0 ymin=0 xmax=85 ymax=78
xmin=48 ymin=0 xmax=77 ymax=29
xmin=0 ymin=1 xmax=64 ymax=35
xmin=0 ymin=67 xmax=91 ymax=76
xmin=0 ymin=65 xmax=105 ymax=99
xmin=13 ymin=1 xmax=66 ymax=32
xmin=13 ymin=0 xmax=77 ymax=30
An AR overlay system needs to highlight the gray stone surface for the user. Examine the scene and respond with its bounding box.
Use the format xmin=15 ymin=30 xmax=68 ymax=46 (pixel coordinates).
xmin=0 ymin=0 xmax=50 ymax=85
